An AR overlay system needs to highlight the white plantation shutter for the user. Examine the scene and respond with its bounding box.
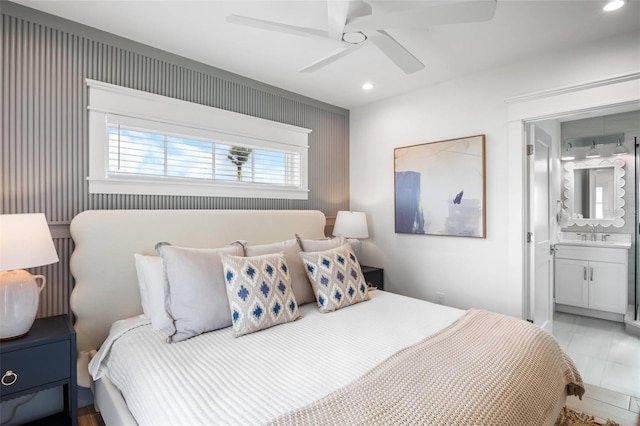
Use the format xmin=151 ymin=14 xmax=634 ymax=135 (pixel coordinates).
xmin=107 ymin=124 xmax=302 ymax=187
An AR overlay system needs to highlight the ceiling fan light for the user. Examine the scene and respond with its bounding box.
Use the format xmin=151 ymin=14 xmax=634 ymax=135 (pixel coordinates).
xmin=603 ymin=0 xmax=625 ymax=11
xmin=342 ymin=32 xmax=367 ymax=44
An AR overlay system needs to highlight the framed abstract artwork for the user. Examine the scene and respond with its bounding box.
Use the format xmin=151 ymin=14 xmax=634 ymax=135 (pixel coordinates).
xmin=394 ymin=134 xmax=486 ymax=238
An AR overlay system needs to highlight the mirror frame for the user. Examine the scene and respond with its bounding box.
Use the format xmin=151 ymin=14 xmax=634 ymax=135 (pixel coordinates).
xmin=562 ymin=158 xmax=625 ymax=227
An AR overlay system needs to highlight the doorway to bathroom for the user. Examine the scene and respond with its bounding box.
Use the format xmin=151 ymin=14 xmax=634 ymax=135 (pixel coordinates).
xmin=524 ymin=108 xmax=640 ymax=404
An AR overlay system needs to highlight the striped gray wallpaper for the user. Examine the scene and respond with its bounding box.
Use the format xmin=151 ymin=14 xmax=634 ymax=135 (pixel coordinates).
xmin=1 ymin=3 xmax=350 ymax=318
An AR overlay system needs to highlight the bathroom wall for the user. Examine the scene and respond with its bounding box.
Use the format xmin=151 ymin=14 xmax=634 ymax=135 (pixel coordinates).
xmin=561 ymin=110 xmax=640 ymax=303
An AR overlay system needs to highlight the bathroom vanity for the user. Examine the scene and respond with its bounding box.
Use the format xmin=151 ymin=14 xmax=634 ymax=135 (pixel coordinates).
xmin=554 ymin=233 xmax=630 ymax=322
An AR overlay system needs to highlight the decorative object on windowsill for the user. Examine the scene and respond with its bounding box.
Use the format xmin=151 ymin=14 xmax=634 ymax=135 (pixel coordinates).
xmin=227 ymin=146 xmax=252 ymax=181
xmin=333 ymin=211 xmax=369 ymax=260
xmin=0 ymin=214 xmax=59 ymax=340
xmin=611 ymin=138 xmax=627 ymax=156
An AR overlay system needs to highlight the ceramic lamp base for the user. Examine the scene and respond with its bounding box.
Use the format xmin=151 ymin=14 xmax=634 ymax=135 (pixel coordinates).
xmin=0 ymin=269 xmax=46 ymax=340
xmin=346 ymin=238 xmax=363 ymax=261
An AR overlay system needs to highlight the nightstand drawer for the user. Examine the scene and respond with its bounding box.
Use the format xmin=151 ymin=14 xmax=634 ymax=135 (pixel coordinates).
xmin=1 ymin=340 xmax=70 ymax=397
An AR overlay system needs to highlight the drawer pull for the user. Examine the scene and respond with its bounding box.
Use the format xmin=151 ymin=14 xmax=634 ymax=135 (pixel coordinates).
xmin=1 ymin=370 xmax=17 ymax=386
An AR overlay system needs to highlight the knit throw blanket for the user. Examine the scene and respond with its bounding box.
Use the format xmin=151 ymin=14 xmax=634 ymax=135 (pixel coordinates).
xmin=271 ymin=309 xmax=584 ymax=426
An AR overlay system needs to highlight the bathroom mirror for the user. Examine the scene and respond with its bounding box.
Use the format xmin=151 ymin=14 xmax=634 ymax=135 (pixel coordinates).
xmin=562 ymin=158 xmax=625 ymax=227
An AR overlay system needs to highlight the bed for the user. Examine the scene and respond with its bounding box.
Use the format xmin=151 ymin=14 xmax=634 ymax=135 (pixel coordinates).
xmin=69 ymin=209 xmax=584 ymax=425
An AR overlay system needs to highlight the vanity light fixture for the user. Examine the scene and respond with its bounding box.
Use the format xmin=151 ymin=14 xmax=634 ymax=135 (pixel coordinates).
xmin=611 ymin=138 xmax=627 ymax=156
xmin=561 ymin=142 xmax=576 ymax=161
xmin=603 ymin=0 xmax=625 ymax=11
xmin=585 ymin=140 xmax=601 ymax=158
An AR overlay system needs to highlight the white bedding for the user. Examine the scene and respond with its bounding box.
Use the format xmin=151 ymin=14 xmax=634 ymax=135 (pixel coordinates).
xmin=89 ymin=291 xmax=465 ymax=425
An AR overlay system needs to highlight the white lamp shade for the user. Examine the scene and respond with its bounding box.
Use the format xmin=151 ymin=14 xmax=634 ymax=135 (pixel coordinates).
xmin=0 ymin=214 xmax=59 ymax=271
xmin=333 ymin=211 xmax=369 ymax=239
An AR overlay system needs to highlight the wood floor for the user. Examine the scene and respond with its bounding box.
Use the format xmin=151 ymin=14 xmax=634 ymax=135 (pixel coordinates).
xmin=78 ymin=384 xmax=639 ymax=426
xmin=78 ymin=406 xmax=105 ymax=426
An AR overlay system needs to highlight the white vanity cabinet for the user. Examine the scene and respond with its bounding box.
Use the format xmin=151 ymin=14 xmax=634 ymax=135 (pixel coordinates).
xmin=555 ymin=244 xmax=627 ymax=317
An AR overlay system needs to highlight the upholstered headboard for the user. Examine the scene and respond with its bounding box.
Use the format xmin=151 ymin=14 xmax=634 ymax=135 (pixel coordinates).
xmin=69 ymin=209 xmax=326 ymax=387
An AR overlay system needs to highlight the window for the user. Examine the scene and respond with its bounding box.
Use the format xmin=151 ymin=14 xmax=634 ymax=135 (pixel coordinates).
xmin=87 ymin=79 xmax=310 ymax=199
xmin=107 ymin=124 xmax=301 ymax=186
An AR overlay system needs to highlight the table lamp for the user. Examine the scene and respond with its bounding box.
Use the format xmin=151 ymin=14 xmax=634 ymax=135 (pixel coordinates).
xmin=332 ymin=211 xmax=369 ymax=260
xmin=0 ymin=214 xmax=59 ymax=340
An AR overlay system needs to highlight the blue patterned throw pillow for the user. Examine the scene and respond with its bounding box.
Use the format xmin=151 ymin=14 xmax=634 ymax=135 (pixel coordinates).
xmin=221 ymin=252 xmax=300 ymax=337
xmin=299 ymin=244 xmax=369 ymax=313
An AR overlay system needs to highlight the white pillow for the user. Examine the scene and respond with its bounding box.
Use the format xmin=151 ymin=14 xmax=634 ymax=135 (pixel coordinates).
xmin=244 ymin=239 xmax=315 ymax=305
xmin=133 ymin=254 xmax=173 ymax=331
xmin=296 ymin=235 xmax=346 ymax=252
xmin=156 ymin=242 xmax=244 ymax=343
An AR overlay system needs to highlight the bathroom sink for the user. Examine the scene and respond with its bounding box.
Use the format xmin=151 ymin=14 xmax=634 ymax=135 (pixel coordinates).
xmin=557 ymin=240 xmax=631 ymax=248
xmin=557 ymin=232 xmax=632 ymax=249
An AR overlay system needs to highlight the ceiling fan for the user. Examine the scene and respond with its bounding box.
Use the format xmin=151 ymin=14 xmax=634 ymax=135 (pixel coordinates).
xmin=226 ymin=0 xmax=497 ymax=75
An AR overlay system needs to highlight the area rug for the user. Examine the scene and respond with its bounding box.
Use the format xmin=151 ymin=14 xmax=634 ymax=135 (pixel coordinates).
xmin=555 ymin=406 xmax=619 ymax=426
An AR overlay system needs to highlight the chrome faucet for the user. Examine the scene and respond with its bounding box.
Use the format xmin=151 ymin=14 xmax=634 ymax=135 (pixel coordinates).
xmin=589 ymin=224 xmax=597 ymax=241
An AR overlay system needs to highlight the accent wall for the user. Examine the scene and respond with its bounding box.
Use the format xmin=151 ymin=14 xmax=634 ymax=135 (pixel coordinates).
xmin=1 ymin=2 xmax=350 ymax=319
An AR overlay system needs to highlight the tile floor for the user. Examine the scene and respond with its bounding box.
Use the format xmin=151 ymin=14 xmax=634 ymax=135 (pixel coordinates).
xmin=553 ymin=311 xmax=640 ymax=399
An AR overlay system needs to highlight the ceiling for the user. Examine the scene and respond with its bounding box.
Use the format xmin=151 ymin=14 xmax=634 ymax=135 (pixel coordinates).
xmin=10 ymin=0 xmax=640 ymax=109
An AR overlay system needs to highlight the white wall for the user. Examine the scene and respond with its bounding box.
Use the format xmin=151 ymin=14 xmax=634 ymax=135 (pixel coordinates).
xmin=350 ymin=30 xmax=640 ymax=316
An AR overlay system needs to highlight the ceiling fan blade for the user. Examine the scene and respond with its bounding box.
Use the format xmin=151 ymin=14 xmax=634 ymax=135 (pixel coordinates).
xmin=299 ymin=45 xmax=362 ymax=73
xmin=367 ymin=30 xmax=425 ymax=74
xmin=345 ymin=0 xmax=497 ymax=31
xmin=327 ymin=1 xmax=350 ymax=41
xmin=227 ymin=15 xmax=328 ymax=40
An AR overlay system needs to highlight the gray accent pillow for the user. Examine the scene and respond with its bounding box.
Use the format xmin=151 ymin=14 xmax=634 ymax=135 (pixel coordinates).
xmin=300 ymin=243 xmax=369 ymax=313
xmin=221 ymin=252 xmax=300 ymax=337
xmin=296 ymin=235 xmax=346 ymax=252
xmin=245 ymin=239 xmax=315 ymax=305
xmin=156 ymin=242 xmax=243 ymax=343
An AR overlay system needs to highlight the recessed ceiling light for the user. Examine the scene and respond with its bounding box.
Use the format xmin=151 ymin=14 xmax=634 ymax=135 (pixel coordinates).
xmin=603 ymin=0 xmax=625 ymax=12
xmin=362 ymin=82 xmax=374 ymax=91
xmin=342 ymin=32 xmax=367 ymax=44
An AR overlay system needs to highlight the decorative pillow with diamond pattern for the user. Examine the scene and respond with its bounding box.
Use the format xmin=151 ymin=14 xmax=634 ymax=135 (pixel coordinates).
xmin=221 ymin=252 xmax=300 ymax=337
xmin=299 ymin=244 xmax=369 ymax=313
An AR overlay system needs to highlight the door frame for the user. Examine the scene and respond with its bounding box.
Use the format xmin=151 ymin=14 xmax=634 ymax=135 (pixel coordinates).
xmin=504 ymin=72 xmax=640 ymax=320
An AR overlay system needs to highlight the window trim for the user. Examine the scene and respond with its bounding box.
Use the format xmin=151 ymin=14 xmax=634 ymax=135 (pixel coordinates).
xmin=87 ymin=79 xmax=311 ymax=199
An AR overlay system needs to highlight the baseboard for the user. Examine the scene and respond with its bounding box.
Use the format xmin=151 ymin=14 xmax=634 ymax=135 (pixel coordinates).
xmin=624 ymin=305 xmax=640 ymax=337
xmin=555 ymin=304 xmax=624 ymax=323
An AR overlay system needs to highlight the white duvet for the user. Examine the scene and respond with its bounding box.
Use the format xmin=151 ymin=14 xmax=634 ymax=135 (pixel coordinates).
xmin=89 ymin=291 xmax=464 ymax=425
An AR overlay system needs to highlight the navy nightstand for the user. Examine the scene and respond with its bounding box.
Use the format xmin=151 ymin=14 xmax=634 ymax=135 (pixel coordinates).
xmin=361 ymin=265 xmax=384 ymax=291
xmin=1 ymin=315 xmax=77 ymax=425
